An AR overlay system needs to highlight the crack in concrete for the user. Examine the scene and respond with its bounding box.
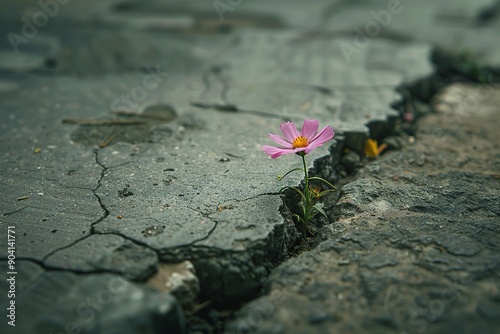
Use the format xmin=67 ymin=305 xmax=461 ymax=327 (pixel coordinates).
xmin=178 ymin=207 xmax=220 ymax=246
xmin=2 ymin=206 xmax=29 ymax=216
xmin=212 ymin=66 xmax=230 ymax=105
xmin=40 ymin=149 xmax=106 ymax=261
xmin=39 ymin=141 xmax=223 ymax=272
xmin=221 ymin=45 xmax=500 ymax=327
xmin=144 ymin=215 xmax=219 ymax=249
xmin=192 ymin=220 xmax=219 ymax=246
xmin=90 ymin=149 xmax=110 ymax=230
xmin=165 ymin=47 xmax=447 ymax=309
xmin=208 ymin=45 xmax=434 ymax=294
xmin=90 ymin=230 xmax=161 ymax=257
xmin=41 ymin=234 xmax=92 ymax=262
xmin=216 ymin=192 xmax=283 ymax=207
xmin=41 ymin=150 xmax=158 ymax=269
xmin=218 ymin=51 xmax=488 ymax=330
xmin=87 ymin=151 xmax=162 ymax=260
xmin=200 ymin=193 xmax=279 ymax=207
xmin=191 ymin=101 xmax=290 ymax=120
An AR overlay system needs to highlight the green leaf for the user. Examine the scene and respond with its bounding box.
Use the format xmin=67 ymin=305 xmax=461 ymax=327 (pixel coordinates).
xmin=278 ymin=168 xmax=304 ymax=181
xmin=313 ymin=202 xmax=328 ymax=219
xmin=307 ymin=176 xmax=337 ymax=190
xmin=318 ymin=189 xmax=338 ymax=197
xmin=293 ymin=213 xmax=305 ymax=224
xmin=279 ymin=186 xmax=306 ymax=201
xmin=298 ymin=201 xmax=308 ymax=217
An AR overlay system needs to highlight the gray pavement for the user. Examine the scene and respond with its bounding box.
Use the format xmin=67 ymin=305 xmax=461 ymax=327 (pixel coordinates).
xmin=0 ymin=1 xmax=499 ymax=333
xmin=227 ymin=84 xmax=500 ymax=334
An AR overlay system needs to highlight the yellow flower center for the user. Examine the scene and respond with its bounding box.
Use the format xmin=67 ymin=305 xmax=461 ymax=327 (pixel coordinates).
xmin=292 ymin=136 xmax=308 ymax=149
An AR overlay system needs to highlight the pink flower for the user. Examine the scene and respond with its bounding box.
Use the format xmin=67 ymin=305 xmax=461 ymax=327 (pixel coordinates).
xmin=263 ymin=119 xmax=335 ymax=159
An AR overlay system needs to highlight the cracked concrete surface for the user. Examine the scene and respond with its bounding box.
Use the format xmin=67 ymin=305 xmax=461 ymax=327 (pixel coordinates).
xmin=226 ymin=84 xmax=500 ymax=334
xmin=0 ymin=260 xmax=185 ymax=333
xmin=0 ymin=0 xmax=499 ymax=333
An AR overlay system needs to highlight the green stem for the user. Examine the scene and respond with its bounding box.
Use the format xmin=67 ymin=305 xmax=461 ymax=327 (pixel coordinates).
xmin=301 ymin=153 xmax=310 ymax=234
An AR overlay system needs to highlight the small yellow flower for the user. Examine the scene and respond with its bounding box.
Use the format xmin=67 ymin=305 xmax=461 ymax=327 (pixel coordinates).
xmin=365 ymin=139 xmax=387 ymax=158
xmin=309 ymin=184 xmax=322 ymax=200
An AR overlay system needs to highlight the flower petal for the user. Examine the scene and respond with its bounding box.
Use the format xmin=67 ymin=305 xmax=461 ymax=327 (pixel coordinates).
xmin=280 ymin=122 xmax=299 ymax=142
xmin=309 ymin=126 xmax=335 ymax=145
xmin=365 ymin=138 xmax=382 ymax=158
xmin=268 ymin=133 xmax=292 ymax=148
xmin=262 ymin=145 xmax=295 ymax=159
xmin=293 ymin=147 xmax=308 ymax=154
xmin=300 ymin=119 xmax=319 ymax=140
xmin=304 ymin=142 xmax=323 ymax=154
xmin=304 ymin=126 xmax=335 ymax=153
